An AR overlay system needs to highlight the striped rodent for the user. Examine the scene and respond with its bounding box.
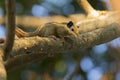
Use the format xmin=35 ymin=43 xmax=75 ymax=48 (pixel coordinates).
xmin=15 ymin=21 xmax=78 ymax=38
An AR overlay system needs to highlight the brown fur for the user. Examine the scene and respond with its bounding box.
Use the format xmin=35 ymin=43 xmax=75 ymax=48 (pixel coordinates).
xmin=15 ymin=22 xmax=78 ymax=38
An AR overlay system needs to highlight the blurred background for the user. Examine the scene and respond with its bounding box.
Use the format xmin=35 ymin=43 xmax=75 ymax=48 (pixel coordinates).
xmin=0 ymin=0 xmax=120 ymax=80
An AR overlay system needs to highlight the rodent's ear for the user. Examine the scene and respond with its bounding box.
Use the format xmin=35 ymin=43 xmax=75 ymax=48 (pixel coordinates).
xmin=67 ymin=21 xmax=74 ymax=28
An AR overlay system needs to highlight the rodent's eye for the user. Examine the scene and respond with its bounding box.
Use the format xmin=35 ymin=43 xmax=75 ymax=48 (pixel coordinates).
xmin=71 ymin=28 xmax=74 ymax=31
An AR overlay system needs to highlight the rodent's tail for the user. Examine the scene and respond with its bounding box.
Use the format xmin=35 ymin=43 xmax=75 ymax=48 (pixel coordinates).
xmin=15 ymin=27 xmax=30 ymax=38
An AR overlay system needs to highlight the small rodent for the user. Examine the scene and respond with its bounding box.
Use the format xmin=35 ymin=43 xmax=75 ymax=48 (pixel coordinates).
xmin=15 ymin=21 xmax=78 ymax=38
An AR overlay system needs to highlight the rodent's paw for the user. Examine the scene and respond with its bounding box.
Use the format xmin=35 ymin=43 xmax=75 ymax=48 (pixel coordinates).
xmin=47 ymin=36 xmax=57 ymax=40
xmin=64 ymin=36 xmax=74 ymax=43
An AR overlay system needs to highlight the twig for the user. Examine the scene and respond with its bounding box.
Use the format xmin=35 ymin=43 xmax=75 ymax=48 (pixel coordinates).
xmin=4 ymin=0 xmax=15 ymax=60
xmin=77 ymin=0 xmax=99 ymax=16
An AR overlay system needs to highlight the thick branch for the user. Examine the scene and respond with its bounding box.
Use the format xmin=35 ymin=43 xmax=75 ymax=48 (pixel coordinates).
xmin=4 ymin=23 xmax=120 ymax=71
xmin=4 ymin=0 xmax=15 ymax=60
xmin=76 ymin=11 xmax=119 ymax=33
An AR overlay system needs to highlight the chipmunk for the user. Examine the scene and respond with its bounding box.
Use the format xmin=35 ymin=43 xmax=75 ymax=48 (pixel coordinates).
xmin=15 ymin=21 xmax=78 ymax=38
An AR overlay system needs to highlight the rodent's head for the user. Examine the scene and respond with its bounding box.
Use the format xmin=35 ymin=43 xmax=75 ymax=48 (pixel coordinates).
xmin=67 ymin=21 xmax=79 ymax=35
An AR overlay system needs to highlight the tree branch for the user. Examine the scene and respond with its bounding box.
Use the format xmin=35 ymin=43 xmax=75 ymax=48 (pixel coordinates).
xmin=0 ymin=14 xmax=86 ymax=30
xmin=4 ymin=0 xmax=15 ymax=60
xmin=0 ymin=0 xmax=119 ymax=72
xmin=77 ymin=0 xmax=99 ymax=16
xmin=4 ymin=22 xmax=120 ymax=71
xmin=76 ymin=11 xmax=119 ymax=33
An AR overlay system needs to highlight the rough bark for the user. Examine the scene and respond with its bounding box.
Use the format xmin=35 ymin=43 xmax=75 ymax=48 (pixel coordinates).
xmin=4 ymin=0 xmax=15 ymax=60
xmin=4 ymin=22 xmax=120 ymax=71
